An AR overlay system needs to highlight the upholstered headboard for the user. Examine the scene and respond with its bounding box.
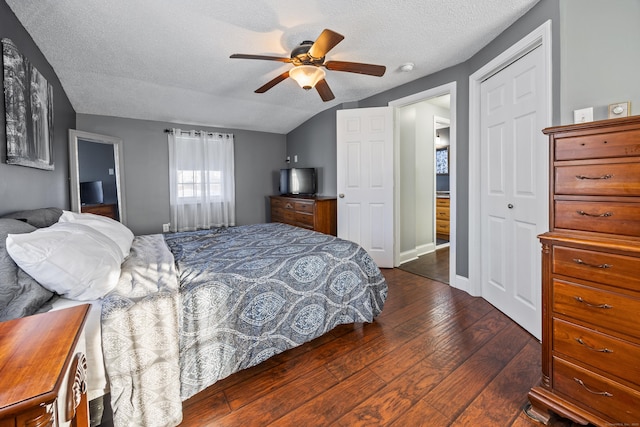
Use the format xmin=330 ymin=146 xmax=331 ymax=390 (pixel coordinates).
xmin=1 ymin=207 xmax=63 ymax=228
xmin=0 ymin=217 xmax=54 ymax=321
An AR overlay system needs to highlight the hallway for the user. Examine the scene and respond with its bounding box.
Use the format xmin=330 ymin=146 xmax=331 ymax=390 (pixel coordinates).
xmin=398 ymin=246 xmax=449 ymax=284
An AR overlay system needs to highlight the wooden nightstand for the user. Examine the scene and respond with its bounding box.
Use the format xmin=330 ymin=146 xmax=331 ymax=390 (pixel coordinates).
xmin=0 ymin=304 xmax=90 ymax=427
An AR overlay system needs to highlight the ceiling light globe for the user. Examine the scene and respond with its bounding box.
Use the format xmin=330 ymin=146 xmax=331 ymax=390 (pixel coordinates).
xmin=289 ymin=65 xmax=326 ymax=90
xmin=400 ymin=62 xmax=414 ymax=72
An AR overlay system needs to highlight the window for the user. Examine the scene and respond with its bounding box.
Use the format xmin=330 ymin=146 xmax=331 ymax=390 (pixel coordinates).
xmin=168 ymin=130 xmax=235 ymax=231
xmin=176 ymin=169 xmax=222 ymax=199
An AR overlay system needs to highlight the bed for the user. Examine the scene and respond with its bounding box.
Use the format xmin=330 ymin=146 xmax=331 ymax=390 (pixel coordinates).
xmin=0 ymin=208 xmax=388 ymax=427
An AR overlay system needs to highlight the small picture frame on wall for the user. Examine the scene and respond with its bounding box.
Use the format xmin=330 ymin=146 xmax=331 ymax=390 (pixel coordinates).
xmin=436 ymin=147 xmax=449 ymax=175
xmin=608 ymin=101 xmax=630 ymax=119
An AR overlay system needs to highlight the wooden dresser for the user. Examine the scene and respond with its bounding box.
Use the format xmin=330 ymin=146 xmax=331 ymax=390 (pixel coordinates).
xmin=527 ymin=117 xmax=640 ymax=426
xmin=435 ymin=197 xmax=450 ymax=240
xmin=81 ymin=203 xmax=118 ymax=220
xmin=0 ymin=305 xmax=90 ymax=427
xmin=270 ymin=195 xmax=337 ymax=236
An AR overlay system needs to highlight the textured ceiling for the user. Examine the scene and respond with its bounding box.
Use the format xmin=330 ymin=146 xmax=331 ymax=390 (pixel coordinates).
xmin=6 ymin=0 xmax=540 ymax=134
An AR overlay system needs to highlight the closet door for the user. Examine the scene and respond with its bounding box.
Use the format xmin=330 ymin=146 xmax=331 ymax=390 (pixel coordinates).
xmin=480 ymin=46 xmax=547 ymax=339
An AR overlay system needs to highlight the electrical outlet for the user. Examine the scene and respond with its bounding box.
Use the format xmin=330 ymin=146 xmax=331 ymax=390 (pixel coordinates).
xmin=162 ymin=223 xmax=170 ymax=233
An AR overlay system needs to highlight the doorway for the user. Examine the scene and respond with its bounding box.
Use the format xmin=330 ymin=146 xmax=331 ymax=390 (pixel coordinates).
xmin=389 ymin=82 xmax=456 ymax=286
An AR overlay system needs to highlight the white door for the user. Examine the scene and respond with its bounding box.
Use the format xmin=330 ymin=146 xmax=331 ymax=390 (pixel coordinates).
xmin=336 ymin=107 xmax=394 ymax=268
xmin=480 ymin=46 xmax=547 ymax=339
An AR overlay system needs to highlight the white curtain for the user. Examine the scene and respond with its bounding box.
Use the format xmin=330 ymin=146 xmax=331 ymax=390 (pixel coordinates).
xmin=168 ymin=129 xmax=235 ymax=232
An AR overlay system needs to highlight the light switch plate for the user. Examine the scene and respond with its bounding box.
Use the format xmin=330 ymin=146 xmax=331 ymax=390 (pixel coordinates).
xmin=573 ymin=107 xmax=593 ymax=124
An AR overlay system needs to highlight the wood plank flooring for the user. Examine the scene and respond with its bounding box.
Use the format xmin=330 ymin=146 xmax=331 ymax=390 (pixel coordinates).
xmin=398 ymin=247 xmax=450 ymax=284
xmin=180 ymin=268 xmax=581 ymax=426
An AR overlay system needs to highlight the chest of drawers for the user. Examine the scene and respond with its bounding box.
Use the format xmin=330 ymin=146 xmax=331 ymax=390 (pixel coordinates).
xmin=270 ymin=195 xmax=337 ymax=236
xmin=527 ymin=117 xmax=640 ymax=426
xmin=435 ymin=197 xmax=450 ymax=239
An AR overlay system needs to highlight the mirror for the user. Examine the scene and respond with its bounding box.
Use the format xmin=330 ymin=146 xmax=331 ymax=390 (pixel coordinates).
xmin=68 ymin=130 xmax=127 ymax=224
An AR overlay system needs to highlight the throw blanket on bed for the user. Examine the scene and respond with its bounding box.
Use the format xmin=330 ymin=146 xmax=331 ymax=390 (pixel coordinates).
xmin=101 ymin=235 xmax=183 ymax=427
xmin=102 ymin=223 xmax=387 ymax=427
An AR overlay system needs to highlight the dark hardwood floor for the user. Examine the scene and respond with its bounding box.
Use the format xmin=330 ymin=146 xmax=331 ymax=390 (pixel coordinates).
xmin=180 ymin=268 xmax=581 ymax=426
xmin=398 ymin=246 xmax=450 ymax=284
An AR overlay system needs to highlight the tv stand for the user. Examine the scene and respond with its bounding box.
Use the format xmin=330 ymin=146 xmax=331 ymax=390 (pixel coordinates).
xmin=270 ymin=195 xmax=337 ymax=236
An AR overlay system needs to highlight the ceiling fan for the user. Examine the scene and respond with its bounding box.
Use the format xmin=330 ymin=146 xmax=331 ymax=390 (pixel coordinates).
xmin=230 ymin=29 xmax=386 ymax=102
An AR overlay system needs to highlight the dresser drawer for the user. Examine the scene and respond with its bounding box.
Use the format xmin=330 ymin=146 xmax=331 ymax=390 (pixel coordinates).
xmin=436 ymin=198 xmax=450 ymax=207
xmin=555 ymin=200 xmax=640 ymax=236
xmin=295 ymin=212 xmax=314 ymax=227
xmin=15 ymin=404 xmax=56 ymax=427
xmin=555 ymin=163 xmax=640 ymax=196
xmin=436 ymin=206 xmax=450 ymax=220
xmin=552 ymin=246 xmax=640 ymax=291
xmin=553 ymin=357 xmax=640 ymax=423
xmin=281 ymin=210 xmax=296 ymax=223
xmin=293 ymin=201 xmax=313 ymax=213
xmin=553 ymin=318 xmax=640 ymax=386
xmin=436 ymin=220 xmax=450 ymax=234
xmin=552 ymin=246 xmax=640 ymax=292
xmin=555 ymin=128 xmax=640 ymax=161
xmin=553 ymin=279 xmax=640 ymax=339
xmin=270 ymin=198 xmax=287 ymax=210
xmin=271 ymin=207 xmax=285 ymax=218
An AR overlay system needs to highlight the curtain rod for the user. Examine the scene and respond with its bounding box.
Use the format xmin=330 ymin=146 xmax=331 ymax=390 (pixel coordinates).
xmin=164 ymin=129 xmax=232 ymax=138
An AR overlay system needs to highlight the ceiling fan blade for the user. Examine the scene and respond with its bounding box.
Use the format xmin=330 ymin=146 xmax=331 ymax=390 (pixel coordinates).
xmin=230 ymin=54 xmax=292 ymax=63
xmin=315 ymin=79 xmax=335 ymax=102
xmin=325 ymin=61 xmax=386 ymax=77
xmin=308 ymin=29 xmax=345 ymax=59
xmin=255 ymin=71 xmax=290 ymax=93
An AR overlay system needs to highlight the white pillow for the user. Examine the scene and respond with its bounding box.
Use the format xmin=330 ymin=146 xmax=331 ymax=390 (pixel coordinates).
xmin=58 ymin=210 xmax=134 ymax=258
xmin=6 ymin=222 xmax=123 ymax=300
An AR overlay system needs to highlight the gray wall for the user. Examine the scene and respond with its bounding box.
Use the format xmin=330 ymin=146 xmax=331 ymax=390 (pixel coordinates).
xmin=285 ymin=106 xmax=340 ymax=197
xmin=286 ymin=0 xmax=561 ymax=278
xmin=560 ymin=0 xmax=640 ymax=123
xmin=76 ymin=114 xmax=286 ymax=235
xmin=0 ymin=1 xmax=76 ymax=215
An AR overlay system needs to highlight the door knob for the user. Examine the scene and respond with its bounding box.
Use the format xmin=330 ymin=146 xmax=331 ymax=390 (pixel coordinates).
xmin=339 ymin=194 xmax=345 ymax=198
xmin=507 ymin=204 xmax=514 ymax=209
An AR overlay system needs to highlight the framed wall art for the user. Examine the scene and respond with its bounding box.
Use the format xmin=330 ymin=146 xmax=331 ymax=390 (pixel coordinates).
xmin=2 ymin=38 xmax=54 ymax=170
xmin=436 ymin=146 xmax=449 ymax=175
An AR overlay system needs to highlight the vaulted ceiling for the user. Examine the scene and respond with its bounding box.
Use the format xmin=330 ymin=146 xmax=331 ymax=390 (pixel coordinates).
xmin=6 ymin=0 xmax=540 ymax=134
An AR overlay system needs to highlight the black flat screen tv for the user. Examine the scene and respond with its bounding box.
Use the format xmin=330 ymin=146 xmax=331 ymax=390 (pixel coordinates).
xmin=80 ymin=180 xmax=104 ymax=205
xmin=279 ymin=168 xmax=317 ymax=196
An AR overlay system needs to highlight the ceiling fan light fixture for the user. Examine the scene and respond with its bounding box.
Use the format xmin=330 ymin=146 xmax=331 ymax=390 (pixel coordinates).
xmin=289 ymin=65 xmax=326 ymax=90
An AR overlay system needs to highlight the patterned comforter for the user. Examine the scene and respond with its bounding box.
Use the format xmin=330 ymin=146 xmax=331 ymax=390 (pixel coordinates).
xmin=101 ymin=223 xmax=387 ymax=427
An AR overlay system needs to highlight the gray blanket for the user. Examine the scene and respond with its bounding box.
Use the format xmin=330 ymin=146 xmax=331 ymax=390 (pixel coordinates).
xmin=102 ymin=223 xmax=387 ymax=427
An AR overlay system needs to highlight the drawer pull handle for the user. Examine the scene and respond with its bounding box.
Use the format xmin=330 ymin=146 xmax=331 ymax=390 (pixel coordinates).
xmin=574 ymin=296 xmax=613 ymax=309
xmin=575 ymin=173 xmax=613 ymax=180
xmin=573 ymin=378 xmax=613 ymax=397
xmin=576 ymin=210 xmax=613 ymax=218
xmin=575 ymin=338 xmax=613 ymax=353
xmin=572 ymin=258 xmax=612 ymax=269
